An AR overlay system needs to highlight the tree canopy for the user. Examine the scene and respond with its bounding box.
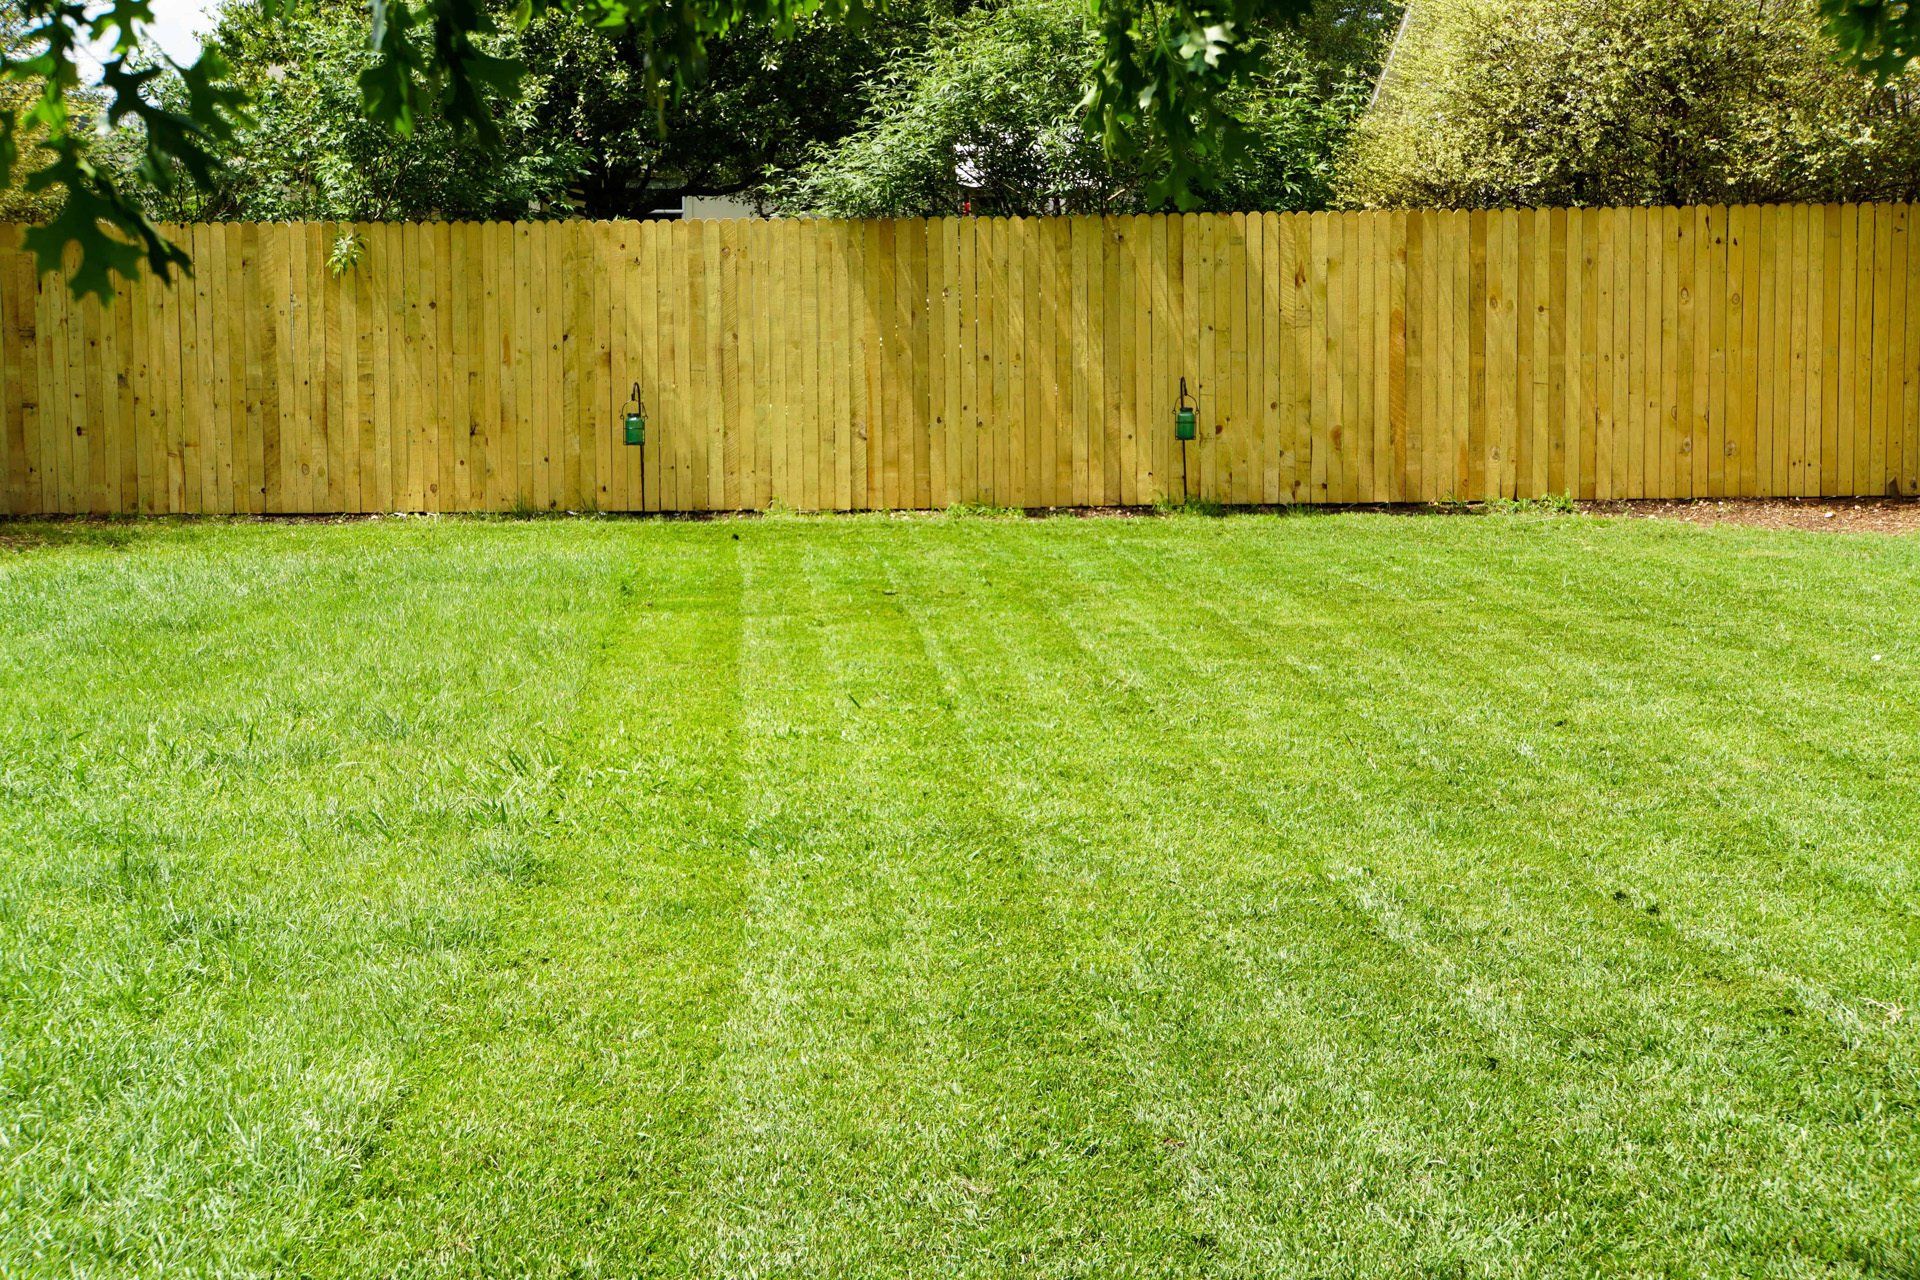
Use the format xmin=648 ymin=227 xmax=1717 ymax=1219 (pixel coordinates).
xmin=1338 ymin=0 xmax=1920 ymax=208
xmin=175 ymin=0 xmax=935 ymax=221
xmin=1 ymin=0 xmax=1915 ymax=297
xmin=778 ymin=0 xmax=1380 ymax=218
xmin=6 ymin=0 xmax=1330 ymax=298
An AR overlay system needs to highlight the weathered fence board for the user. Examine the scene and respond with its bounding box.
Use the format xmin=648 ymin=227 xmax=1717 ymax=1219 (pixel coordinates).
xmin=2 ymin=206 xmax=1916 ymax=515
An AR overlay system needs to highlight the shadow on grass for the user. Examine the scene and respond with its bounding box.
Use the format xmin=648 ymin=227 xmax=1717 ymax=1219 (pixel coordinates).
xmin=0 ymin=518 xmax=148 ymax=554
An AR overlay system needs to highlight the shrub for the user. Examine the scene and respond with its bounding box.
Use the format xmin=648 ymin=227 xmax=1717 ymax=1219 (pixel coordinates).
xmin=778 ymin=0 xmax=1383 ymax=217
xmin=1338 ymin=0 xmax=1920 ymax=208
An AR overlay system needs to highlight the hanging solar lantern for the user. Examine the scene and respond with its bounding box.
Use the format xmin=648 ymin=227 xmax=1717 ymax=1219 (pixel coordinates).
xmin=623 ymin=383 xmax=647 ymax=446
xmin=1175 ymin=377 xmax=1197 ymax=441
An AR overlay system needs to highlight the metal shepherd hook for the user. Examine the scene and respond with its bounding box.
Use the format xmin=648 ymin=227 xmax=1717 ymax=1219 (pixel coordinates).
xmin=1175 ymin=377 xmax=1198 ymax=505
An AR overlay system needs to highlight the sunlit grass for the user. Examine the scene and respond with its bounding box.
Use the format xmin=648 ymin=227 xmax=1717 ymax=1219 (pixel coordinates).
xmin=2 ymin=511 xmax=1915 ymax=1278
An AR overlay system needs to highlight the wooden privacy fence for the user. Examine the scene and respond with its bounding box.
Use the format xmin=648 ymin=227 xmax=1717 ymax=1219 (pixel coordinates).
xmin=2 ymin=205 xmax=1918 ymax=516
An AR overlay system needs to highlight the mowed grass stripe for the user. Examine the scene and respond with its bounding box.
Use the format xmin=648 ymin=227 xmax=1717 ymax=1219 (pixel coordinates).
xmin=1031 ymin=516 xmax=1918 ymax=1271
xmin=1361 ymin=523 xmax=1920 ymax=1037
xmin=888 ymin=523 xmax=1612 ymax=1273
xmin=1116 ymin=517 xmax=1920 ymax=1039
xmin=0 ymin=523 xmax=635 ymax=1274
xmin=871 ymin=525 xmax=1574 ymax=1274
xmin=1103 ymin=527 xmax=1908 ymax=1068
xmin=3 ymin=515 xmax=1917 ymax=1279
xmin=690 ymin=526 xmax=1211 ymax=1277
xmin=300 ymin=532 xmax=751 ymax=1278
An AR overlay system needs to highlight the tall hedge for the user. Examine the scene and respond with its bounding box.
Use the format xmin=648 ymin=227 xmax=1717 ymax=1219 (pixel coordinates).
xmin=1339 ymin=0 xmax=1920 ymax=208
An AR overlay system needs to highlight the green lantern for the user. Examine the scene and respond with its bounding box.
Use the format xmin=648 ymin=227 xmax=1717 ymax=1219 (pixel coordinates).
xmin=1175 ymin=378 xmax=1197 ymax=441
xmin=623 ymin=382 xmax=646 ymax=447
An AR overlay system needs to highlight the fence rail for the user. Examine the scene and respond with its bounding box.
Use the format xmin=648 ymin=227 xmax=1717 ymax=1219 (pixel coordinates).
xmin=2 ymin=206 xmax=1916 ymax=516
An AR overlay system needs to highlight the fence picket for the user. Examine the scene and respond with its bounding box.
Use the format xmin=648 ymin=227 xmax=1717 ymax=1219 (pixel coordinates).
xmin=3 ymin=207 xmax=1916 ymax=515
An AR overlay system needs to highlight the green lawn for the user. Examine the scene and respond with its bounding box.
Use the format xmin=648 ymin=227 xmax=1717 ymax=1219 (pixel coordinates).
xmin=2 ymin=511 xmax=1916 ymax=1279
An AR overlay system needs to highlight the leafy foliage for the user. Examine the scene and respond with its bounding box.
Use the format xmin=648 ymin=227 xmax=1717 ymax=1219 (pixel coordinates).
xmin=0 ymin=14 xmax=77 ymax=223
xmin=779 ymin=0 xmax=1381 ymax=217
xmin=3 ymin=0 xmax=1915 ymax=294
xmin=1820 ymin=0 xmax=1920 ymax=81
xmin=172 ymin=0 xmax=930 ymax=221
xmin=1080 ymin=0 xmax=1313 ymax=208
xmin=779 ymin=0 xmax=1139 ymax=217
xmin=1339 ymin=0 xmax=1920 ymax=207
xmin=7 ymin=0 xmax=1362 ymax=294
xmin=156 ymin=0 xmax=578 ymax=220
xmin=519 ymin=5 xmax=931 ymax=214
xmin=2 ymin=1 xmax=245 ymax=299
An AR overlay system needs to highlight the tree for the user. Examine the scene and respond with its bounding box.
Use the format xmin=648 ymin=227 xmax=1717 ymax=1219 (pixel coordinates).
xmin=1338 ymin=0 xmax=1920 ymax=208
xmin=159 ymin=0 xmax=577 ymax=220
xmin=1 ymin=15 xmax=63 ymax=222
xmin=777 ymin=0 xmax=1380 ymax=218
xmin=1 ymin=9 xmax=153 ymax=223
xmin=521 ymin=6 xmax=933 ymax=216
xmin=3 ymin=1 xmax=246 ymax=296
xmin=9 ymin=0 xmax=1313 ymax=297
xmin=2 ymin=0 xmax=1912 ymax=296
xmin=175 ymin=0 xmax=932 ymax=221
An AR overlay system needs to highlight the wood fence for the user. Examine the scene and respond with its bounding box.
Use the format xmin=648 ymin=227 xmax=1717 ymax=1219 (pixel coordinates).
xmin=1 ymin=206 xmax=1916 ymax=516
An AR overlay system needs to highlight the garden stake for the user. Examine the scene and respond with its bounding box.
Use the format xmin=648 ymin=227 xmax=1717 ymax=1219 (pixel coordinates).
xmin=1176 ymin=377 xmax=1197 ymax=505
xmin=624 ymin=382 xmax=647 ymax=505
